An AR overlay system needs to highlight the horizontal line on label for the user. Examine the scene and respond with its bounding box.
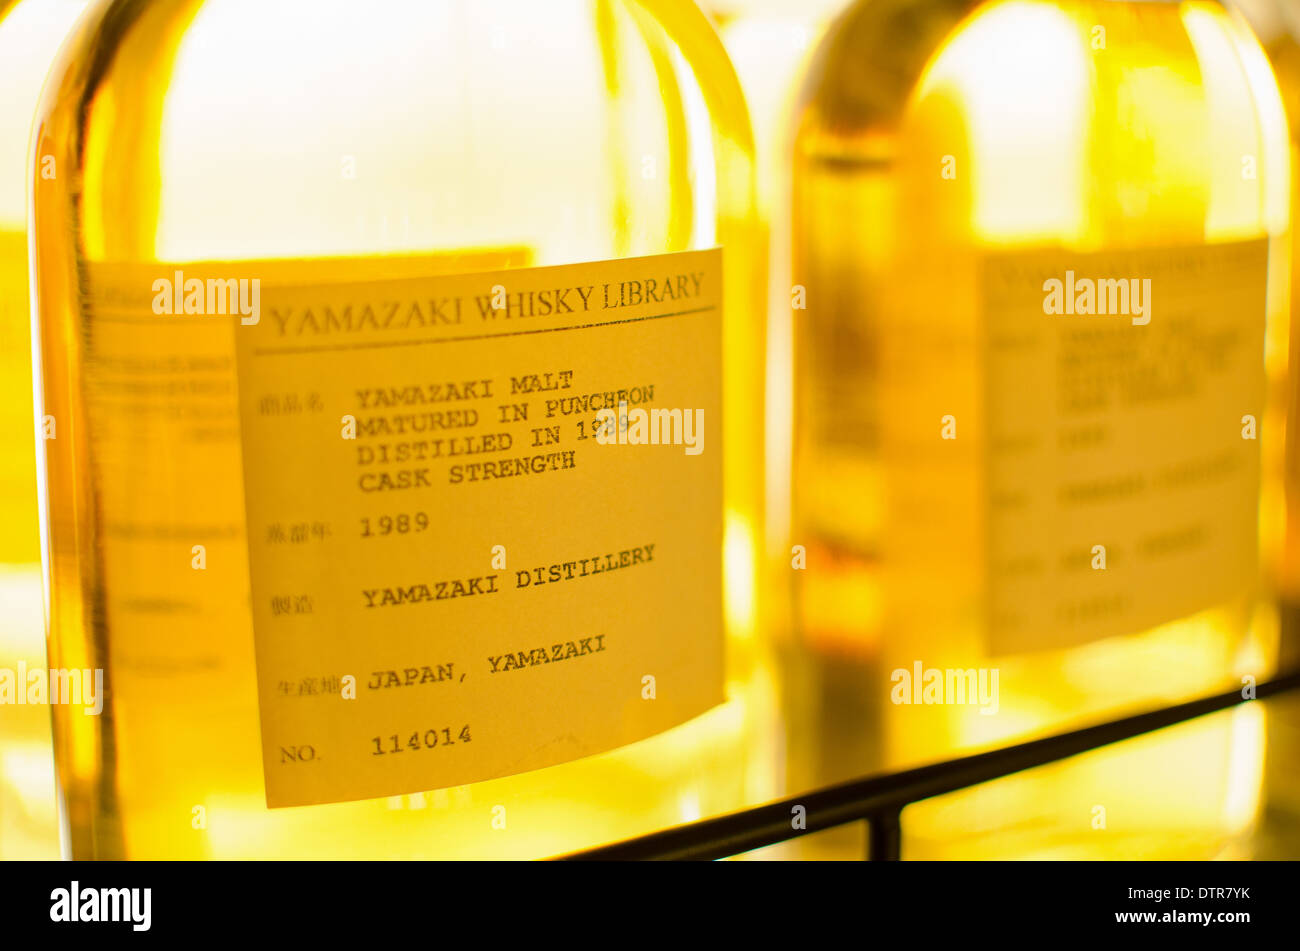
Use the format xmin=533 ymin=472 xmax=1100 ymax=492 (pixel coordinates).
xmin=93 ymin=312 xmax=232 ymax=324
xmin=249 ymin=305 xmax=717 ymax=356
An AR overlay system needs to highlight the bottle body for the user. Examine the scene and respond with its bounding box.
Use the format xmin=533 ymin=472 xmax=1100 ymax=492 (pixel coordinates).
xmin=34 ymin=0 xmax=771 ymax=858
xmin=793 ymin=0 xmax=1285 ymax=856
xmin=0 ymin=0 xmax=87 ymax=568
xmin=1233 ymin=0 xmax=1300 ymax=649
xmin=0 ymin=0 xmax=88 ymax=861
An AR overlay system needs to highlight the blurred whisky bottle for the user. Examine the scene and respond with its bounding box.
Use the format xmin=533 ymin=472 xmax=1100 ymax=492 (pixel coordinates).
xmin=792 ymin=0 xmax=1286 ymax=856
xmin=1229 ymin=0 xmax=1300 ymax=858
xmin=698 ymin=0 xmax=851 ymax=637
xmin=32 ymin=0 xmax=773 ymax=859
xmin=0 ymin=0 xmax=88 ymax=861
xmin=1233 ymin=0 xmax=1300 ymax=659
xmin=0 ymin=0 xmax=87 ymax=565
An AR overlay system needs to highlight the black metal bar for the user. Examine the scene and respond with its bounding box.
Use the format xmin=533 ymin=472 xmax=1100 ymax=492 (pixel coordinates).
xmin=562 ymin=670 xmax=1300 ymax=861
xmin=868 ymin=810 xmax=902 ymax=861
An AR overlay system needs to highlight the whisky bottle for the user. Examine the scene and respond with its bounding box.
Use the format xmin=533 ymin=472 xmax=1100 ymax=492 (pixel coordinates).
xmin=700 ymin=0 xmax=850 ymax=570
xmin=1233 ymin=0 xmax=1300 ymax=655
xmin=0 ymin=0 xmax=88 ymax=860
xmin=0 ymin=0 xmax=87 ymax=569
xmin=1230 ymin=4 xmax=1300 ymax=853
xmin=792 ymin=0 xmax=1286 ymax=857
xmin=0 ymin=0 xmax=90 ymax=568
xmin=32 ymin=0 xmax=772 ymax=859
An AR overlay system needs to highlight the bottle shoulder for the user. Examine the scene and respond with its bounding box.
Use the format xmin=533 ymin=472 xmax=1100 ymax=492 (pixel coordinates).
xmin=800 ymin=0 xmax=1273 ymax=135
xmin=34 ymin=0 xmax=756 ymax=263
xmin=38 ymin=0 xmax=752 ymax=161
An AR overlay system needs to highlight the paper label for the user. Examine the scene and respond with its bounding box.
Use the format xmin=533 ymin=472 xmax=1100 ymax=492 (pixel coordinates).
xmin=981 ymin=241 xmax=1265 ymax=654
xmin=92 ymin=249 xmax=724 ymax=807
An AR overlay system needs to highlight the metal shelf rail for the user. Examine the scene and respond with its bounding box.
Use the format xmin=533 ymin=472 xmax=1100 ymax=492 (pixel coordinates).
xmin=565 ymin=670 xmax=1300 ymax=861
